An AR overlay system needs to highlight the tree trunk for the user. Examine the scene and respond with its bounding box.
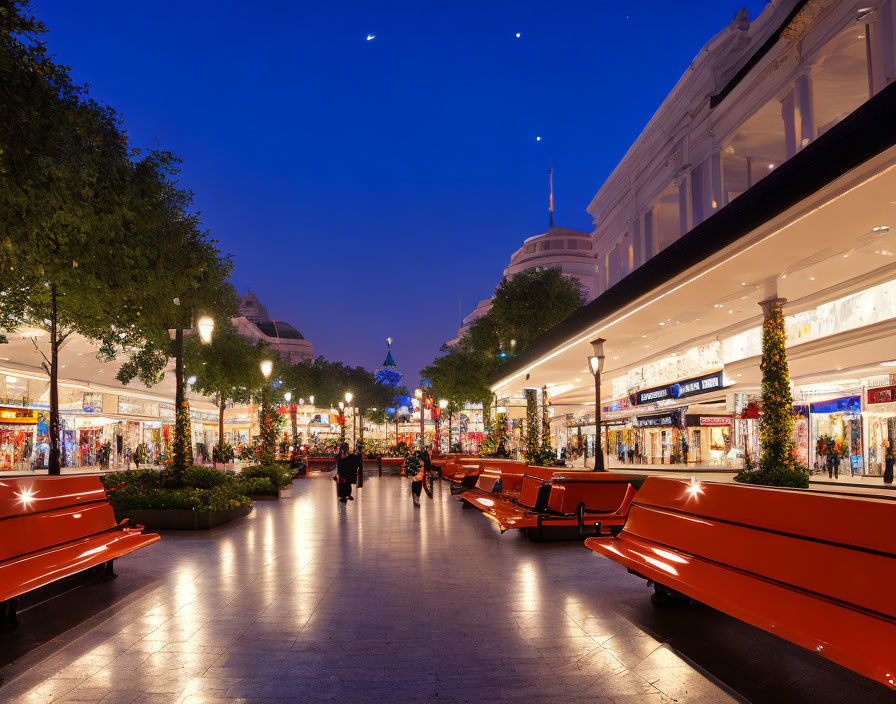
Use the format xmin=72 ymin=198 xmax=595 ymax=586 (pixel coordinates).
xmin=172 ymin=326 xmax=186 ymax=475
xmin=48 ymin=284 xmax=61 ymax=476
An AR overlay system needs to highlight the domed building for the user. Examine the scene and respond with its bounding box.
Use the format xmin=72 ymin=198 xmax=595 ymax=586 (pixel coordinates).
xmin=234 ymin=292 xmax=314 ymax=363
xmin=450 ymin=225 xmax=597 ymax=344
xmin=503 ymin=225 xmax=596 ymax=300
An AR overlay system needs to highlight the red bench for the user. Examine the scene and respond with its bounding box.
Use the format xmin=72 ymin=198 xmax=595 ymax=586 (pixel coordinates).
xmin=463 ymin=468 xmax=640 ymax=539
xmin=585 ymin=477 xmax=896 ymax=690
xmin=306 ymin=456 xmax=336 ymax=469
xmin=1 ymin=476 xmax=160 ymax=628
xmin=442 ymin=458 xmax=524 ymax=488
xmin=379 ymin=456 xmax=406 ymax=475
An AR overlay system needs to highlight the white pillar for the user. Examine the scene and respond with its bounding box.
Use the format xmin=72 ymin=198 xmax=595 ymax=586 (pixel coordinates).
xmin=709 ymin=151 xmax=725 ymax=210
xmin=795 ymin=72 xmax=814 ymax=149
xmin=866 ymin=1 xmax=896 ymax=94
xmin=643 ymin=208 xmax=655 ymax=261
xmin=631 ymin=216 xmax=643 ymax=268
xmin=677 ymin=174 xmax=690 ymax=237
xmin=781 ymin=89 xmax=797 ymax=159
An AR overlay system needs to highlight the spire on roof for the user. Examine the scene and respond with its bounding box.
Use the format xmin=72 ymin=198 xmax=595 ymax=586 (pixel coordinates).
xmin=548 ymin=162 xmax=554 ymax=229
xmin=375 ymin=337 xmax=402 ymax=386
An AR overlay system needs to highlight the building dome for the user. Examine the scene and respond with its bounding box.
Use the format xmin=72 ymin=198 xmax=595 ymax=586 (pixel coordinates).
xmin=239 ymin=292 xmax=269 ymax=320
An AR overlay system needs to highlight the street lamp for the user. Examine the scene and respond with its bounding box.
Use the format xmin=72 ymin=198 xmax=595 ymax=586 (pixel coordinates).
xmin=284 ymin=391 xmax=292 ymax=403
xmin=415 ymin=388 xmax=425 ymax=451
xmin=588 ymin=338 xmax=606 ymax=472
xmin=196 ymin=316 xmax=215 ymax=344
xmin=338 ymin=401 xmax=345 ymax=440
xmin=260 ymin=360 xmax=273 ymax=379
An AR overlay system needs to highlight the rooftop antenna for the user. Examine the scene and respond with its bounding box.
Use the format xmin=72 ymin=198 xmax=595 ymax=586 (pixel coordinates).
xmin=548 ymin=162 xmax=555 ymax=229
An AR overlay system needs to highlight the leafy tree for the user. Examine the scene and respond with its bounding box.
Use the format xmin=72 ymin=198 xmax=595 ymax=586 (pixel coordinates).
xmin=422 ymin=346 xmax=492 ymax=410
xmin=486 ymin=268 xmax=583 ymax=354
xmin=184 ymin=322 xmax=266 ymax=458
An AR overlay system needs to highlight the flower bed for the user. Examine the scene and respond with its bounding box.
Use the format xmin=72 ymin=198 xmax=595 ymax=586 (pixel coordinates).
xmin=238 ymin=464 xmax=293 ymax=494
xmin=102 ymin=468 xmax=253 ymax=530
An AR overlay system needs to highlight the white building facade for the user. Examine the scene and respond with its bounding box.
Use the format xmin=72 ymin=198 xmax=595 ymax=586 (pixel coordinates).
xmin=491 ymin=0 xmax=896 ymax=479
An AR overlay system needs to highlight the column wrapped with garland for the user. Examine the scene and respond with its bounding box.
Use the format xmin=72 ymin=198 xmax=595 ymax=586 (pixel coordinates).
xmin=735 ymin=297 xmax=808 ymax=487
xmin=524 ymin=388 xmax=540 ymax=464
xmin=257 ymin=400 xmax=282 ymax=466
xmin=172 ymin=400 xmax=193 ymax=475
xmin=540 ymin=386 xmax=553 ymax=465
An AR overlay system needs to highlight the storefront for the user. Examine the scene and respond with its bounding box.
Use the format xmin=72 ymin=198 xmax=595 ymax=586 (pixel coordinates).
xmin=810 ymin=395 xmax=863 ymax=474
xmin=864 ymin=385 xmax=896 ymax=476
xmin=684 ymin=414 xmax=733 ymax=465
xmin=0 ymin=407 xmax=39 ymax=471
xmin=635 ymin=411 xmax=684 ymax=464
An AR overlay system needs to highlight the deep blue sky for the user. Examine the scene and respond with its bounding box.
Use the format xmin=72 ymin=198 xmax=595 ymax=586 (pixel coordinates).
xmin=37 ymin=0 xmax=767 ymax=380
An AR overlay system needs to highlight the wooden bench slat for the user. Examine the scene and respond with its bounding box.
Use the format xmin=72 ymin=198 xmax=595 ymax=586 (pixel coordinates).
xmin=586 ymin=477 xmax=896 ymax=690
xmin=585 ymin=530 xmax=896 ymax=690
xmin=623 ymin=502 xmax=896 ymax=620
xmin=1 ymin=528 xmax=159 ymax=602
xmin=0 ymin=503 xmax=118 ymax=563
xmin=0 ymin=476 xmax=107 ymax=520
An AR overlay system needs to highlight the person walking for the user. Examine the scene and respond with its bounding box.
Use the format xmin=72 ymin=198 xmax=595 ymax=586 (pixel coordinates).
xmin=335 ymin=442 xmax=360 ymax=503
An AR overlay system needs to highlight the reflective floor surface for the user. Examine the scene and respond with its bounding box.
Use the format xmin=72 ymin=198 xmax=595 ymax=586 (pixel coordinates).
xmin=0 ymin=474 xmax=889 ymax=704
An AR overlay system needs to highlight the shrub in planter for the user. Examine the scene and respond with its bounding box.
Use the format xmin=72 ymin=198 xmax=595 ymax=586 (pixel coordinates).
xmin=213 ymin=442 xmax=235 ymax=464
xmin=182 ymin=465 xmax=231 ymax=489
xmin=240 ymin=464 xmax=292 ymax=489
xmin=734 ymin=463 xmax=810 ymax=489
xmin=107 ymin=485 xmax=251 ymax=512
xmin=234 ymin=476 xmax=278 ymax=496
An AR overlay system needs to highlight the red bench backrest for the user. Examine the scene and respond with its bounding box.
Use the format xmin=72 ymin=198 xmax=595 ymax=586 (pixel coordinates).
xmin=546 ymin=474 xmax=637 ymax=514
xmin=0 ymin=476 xmax=116 ymax=563
xmin=626 ymin=478 xmax=896 ymax=620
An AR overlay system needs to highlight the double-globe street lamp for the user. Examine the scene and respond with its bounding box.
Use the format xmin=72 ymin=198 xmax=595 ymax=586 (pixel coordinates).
xmin=588 ymin=338 xmax=606 ymax=472
xmin=345 ymin=392 xmax=354 ymax=446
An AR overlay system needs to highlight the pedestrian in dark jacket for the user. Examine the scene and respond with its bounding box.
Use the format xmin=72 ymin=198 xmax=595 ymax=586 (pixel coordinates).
xmin=335 ymin=442 xmax=361 ymax=502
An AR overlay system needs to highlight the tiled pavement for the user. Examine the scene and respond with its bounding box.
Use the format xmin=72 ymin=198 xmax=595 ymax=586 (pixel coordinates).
xmin=0 ymin=475 xmax=888 ymax=704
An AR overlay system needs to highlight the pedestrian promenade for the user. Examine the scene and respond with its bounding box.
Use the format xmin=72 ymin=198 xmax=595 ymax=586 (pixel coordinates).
xmin=3 ymin=473 xmax=892 ymax=704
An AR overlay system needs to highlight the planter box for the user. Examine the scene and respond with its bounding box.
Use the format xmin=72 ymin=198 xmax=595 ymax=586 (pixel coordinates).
xmin=248 ymin=492 xmax=281 ymax=501
xmin=117 ymin=504 xmax=252 ymax=531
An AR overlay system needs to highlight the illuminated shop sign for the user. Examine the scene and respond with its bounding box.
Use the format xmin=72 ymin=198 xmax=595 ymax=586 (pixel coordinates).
xmin=685 ymin=415 xmax=732 ymax=427
xmin=867 ymin=385 xmax=896 ymax=405
xmin=82 ymin=393 xmax=103 ymax=413
xmin=633 ymin=371 xmax=724 ymax=406
xmin=809 ymin=396 xmax=861 ymax=414
xmin=0 ymin=407 xmax=39 ymax=424
xmin=635 ymin=413 xmax=679 ymax=428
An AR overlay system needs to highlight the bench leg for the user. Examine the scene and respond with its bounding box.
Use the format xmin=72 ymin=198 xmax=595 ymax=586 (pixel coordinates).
xmin=649 ymin=581 xmax=691 ymax=605
xmin=1 ymin=598 xmax=19 ymax=630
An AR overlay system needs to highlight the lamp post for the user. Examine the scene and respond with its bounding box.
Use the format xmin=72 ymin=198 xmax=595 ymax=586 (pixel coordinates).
xmin=345 ymin=392 xmax=354 ymax=446
xmin=415 ymin=388 xmax=424 ymax=450
xmin=588 ymin=338 xmax=606 ymax=472
xmin=439 ymin=399 xmax=448 ymax=453
xmin=285 ymin=391 xmax=297 ymax=451
xmin=338 ymin=401 xmax=345 ymax=441
xmin=170 ymin=306 xmax=214 ymax=477
xmin=258 ymin=359 xmax=274 ymax=463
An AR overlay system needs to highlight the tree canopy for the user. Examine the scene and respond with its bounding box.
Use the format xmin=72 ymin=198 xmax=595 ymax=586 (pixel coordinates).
xmin=421 ymin=268 xmax=584 ymax=410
